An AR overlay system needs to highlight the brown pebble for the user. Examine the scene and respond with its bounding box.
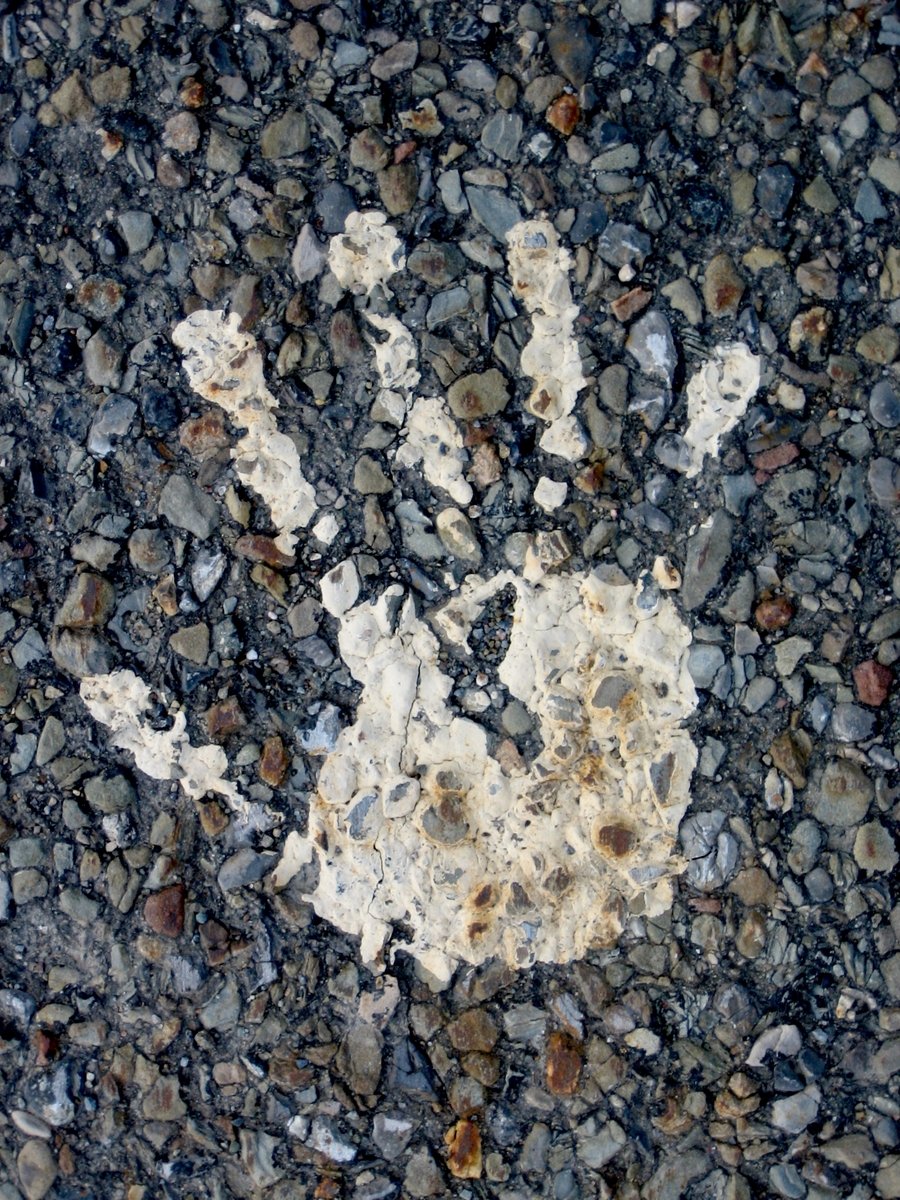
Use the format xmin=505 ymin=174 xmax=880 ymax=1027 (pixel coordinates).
xmin=545 ymin=1030 xmax=582 ymax=1095
xmin=446 ymin=1009 xmax=499 ymax=1054
xmin=195 ymin=799 xmax=229 ymax=837
xmin=179 ymin=77 xmax=205 ymax=108
xmin=752 ymin=442 xmax=799 ymax=473
xmin=143 ymin=884 xmax=185 ymax=938
xmin=156 ymin=152 xmax=190 ymax=189
xmin=205 ymin=697 xmax=245 ymax=740
xmin=250 ymin=563 xmax=288 ymax=603
xmin=445 ymin=1118 xmax=482 ymax=1179
xmin=769 ymin=727 xmax=812 ymax=788
xmin=179 ymin=411 xmax=228 ymax=460
xmin=755 ymin=595 xmax=794 ymax=631
xmin=853 ymin=659 xmax=892 ymax=707
xmin=259 ymin=735 xmax=290 ymax=787
xmin=546 ymin=93 xmax=580 ymax=135
xmin=234 ymin=533 xmax=296 ymax=568
xmin=611 ymin=287 xmax=653 ymax=322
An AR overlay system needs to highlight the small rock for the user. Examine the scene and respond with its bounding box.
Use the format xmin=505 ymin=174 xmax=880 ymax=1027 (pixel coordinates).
xmin=870 ymin=377 xmax=900 ymax=428
xmin=336 ymin=1022 xmax=383 ymax=1095
xmin=51 ymin=71 xmax=95 ymax=122
xmin=371 ymin=39 xmax=418 ymax=81
xmin=682 ymin=510 xmax=733 ymax=610
xmin=771 ymin=1086 xmax=820 ymax=1134
xmin=446 ymin=1009 xmax=499 ymax=1053
xmin=545 ymin=1031 xmax=582 ymax=1095
xmin=377 ymin=163 xmax=418 ymax=215
xmin=349 ymin=127 xmax=390 ymax=172
xmin=547 ymin=93 xmax=580 ymax=135
xmin=853 ymin=821 xmax=898 ymax=873
xmin=218 ymin=847 xmax=276 ymax=892
xmin=625 ymin=310 xmax=677 ymax=383
xmin=56 ymin=573 xmax=115 ymax=629
xmin=857 ymin=324 xmax=899 ymax=365
xmin=466 ymin=186 xmax=522 ymax=241
xmin=809 ymin=759 xmax=873 ymax=827
xmin=83 ymin=330 xmax=123 ymax=388
xmin=481 ymin=111 xmax=523 ymax=160
xmin=17 ymin=1140 xmax=57 ymax=1200
xmin=436 ymin=508 xmax=482 ymax=564
xmin=158 ymin=474 xmax=218 ymax=539
xmin=260 ymin=110 xmax=310 ymax=158
xmin=703 ymin=253 xmax=745 ymax=317
xmin=142 ymin=1074 xmax=187 ymax=1121
xmin=354 ymin=455 xmax=393 ymax=495
xmin=853 ymin=659 xmax=892 ymax=706
xmin=292 ymin=223 xmax=327 ymax=283
xmin=831 ymin=702 xmax=876 ymax=742
xmin=755 ymin=595 xmax=793 ymax=631
xmin=448 ymin=367 xmax=511 ymax=420
xmin=445 ymin=1118 xmax=482 ymax=1180
xmin=84 ymin=774 xmax=135 ymax=814
xmin=404 ymin=1147 xmax=444 ymax=1197
xmin=259 ymin=736 xmax=290 ymax=786
xmin=169 ymin=622 xmax=210 ymax=664
xmin=756 ymin=164 xmax=795 ymax=217
xmin=547 ymin=17 xmax=598 ymax=87
xmin=143 ymin=884 xmax=185 ymax=937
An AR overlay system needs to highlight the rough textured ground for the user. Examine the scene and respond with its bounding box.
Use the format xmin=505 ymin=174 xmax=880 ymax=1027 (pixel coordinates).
xmin=1 ymin=0 xmax=900 ymax=1197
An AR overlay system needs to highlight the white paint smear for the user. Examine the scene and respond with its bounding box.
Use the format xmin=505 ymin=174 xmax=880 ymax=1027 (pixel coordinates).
xmin=506 ymin=219 xmax=590 ymax=462
xmin=683 ymin=342 xmax=761 ymax=477
xmin=327 ymin=210 xmax=405 ymax=297
xmin=80 ymin=669 xmax=246 ymax=812
xmin=172 ymin=310 xmax=317 ymax=555
xmin=276 ymin=565 xmax=698 ymax=984
xmin=395 ymin=396 xmax=473 ymax=506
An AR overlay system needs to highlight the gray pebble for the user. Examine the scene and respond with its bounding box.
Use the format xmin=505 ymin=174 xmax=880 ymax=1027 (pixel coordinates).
xmin=756 ymin=164 xmax=795 ymax=218
xmin=626 ymin=310 xmax=677 ymax=383
xmin=831 ymin=702 xmax=876 ymax=742
xmin=682 ymin=509 xmax=733 ymax=611
xmin=681 ymin=809 xmax=738 ymax=890
xmin=855 ymin=177 xmax=887 ymax=222
xmin=158 ymin=474 xmax=218 ymax=540
xmin=480 ymin=111 xmax=523 ymax=160
xmin=870 ymin=377 xmax=900 ymax=428
xmin=466 ymin=186 xmax=522 ymax=241
xmin=217 ymin=848 xmax=276 ymax=892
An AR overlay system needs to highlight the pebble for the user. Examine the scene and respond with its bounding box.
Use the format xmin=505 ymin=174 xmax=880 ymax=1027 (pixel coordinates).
xmin=703 ymin=253 xmax=745 ymax=317
xmin=16 ymin=1140 xmax=57 ymax=1200
xmin=682 ymin=510 xmax=733 ymax=611
xmin=809 ymin=759 xmax=872 ymax=827
xmin=158 ymin=475 xmax=218 ymax=539
xmin=625 ymin=310 xmax=677 ymax=383
xmin=466 ymin=187 xmax=522 ymax=241
xmin=756 ymin=164 xmax=795 ymax=217
xmin=481 ymin=111 xmax=524 ymax=160
xmin=547 ymin=17 xmax=598 ymax=87
xmin=870 ymin=377 xmax=900 ymax=428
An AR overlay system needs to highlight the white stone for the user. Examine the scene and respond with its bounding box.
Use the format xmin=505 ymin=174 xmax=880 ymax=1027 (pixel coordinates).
xmin=312 ymin=513 xmax=341 ymax=544
xmin=534 ymin=476 xmax=567 ymax=512
xmin=321 ymin=559 xmax=360 ymax=617
xmin=172 ymin=310 xmax=317 ymax=555
xmin=274 ymin=565 xmax=698 ymax=983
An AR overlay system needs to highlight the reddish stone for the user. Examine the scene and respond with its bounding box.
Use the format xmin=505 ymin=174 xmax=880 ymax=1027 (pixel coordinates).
xmin=853 ymin=659 xmax=892 ymax=707
xmin=752 ymin=442 xmax=799 ymax=473
xmin=611 ymin=287 xmax=653 ymax=322
xmin=259 ymin=735 xmax=290 ymax=787
xmin=234 ymin=534 xmax=296 ymax=569
xmin=755 ymin=595 xmax=794 ymax=631
xmin=545 ymin=1030 xmax=582 ymax=1096
xmin=179 ymin=411 xmax=229 ymax=461
xmin=143 ymin=884 xmax=185 ymax=938
xmin=393 ymin=139 xmax=417 ymax=163
xmin=205 ymin=697 xmax=245 ymax=740
xmin=445 ymin=1118 xmax=482 ymax=1179
xmin=546 ymin=93 xmax=580 ymax=135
